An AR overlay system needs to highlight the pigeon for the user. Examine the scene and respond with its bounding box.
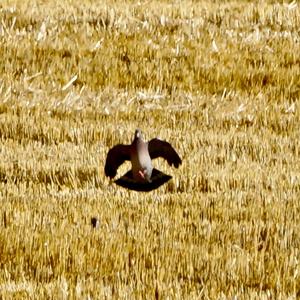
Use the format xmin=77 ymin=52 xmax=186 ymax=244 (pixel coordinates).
xmin=104 ymin=129 xmax=182 ymax=191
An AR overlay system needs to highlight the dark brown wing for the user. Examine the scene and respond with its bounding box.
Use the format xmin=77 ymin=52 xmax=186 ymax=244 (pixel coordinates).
xmin=148 ymin=138 xmax=182 ymax=168
xmin=104 ymin=145 xmax=131 ymax=178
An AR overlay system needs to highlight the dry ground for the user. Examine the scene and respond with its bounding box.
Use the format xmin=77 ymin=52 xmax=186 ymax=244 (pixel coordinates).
xmin=0 ymin=0 xmax=299 ymax=299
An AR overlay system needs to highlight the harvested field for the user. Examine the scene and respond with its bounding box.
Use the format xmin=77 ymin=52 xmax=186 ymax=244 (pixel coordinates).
xmin=0 ymin=0 xmax=299 ymax=299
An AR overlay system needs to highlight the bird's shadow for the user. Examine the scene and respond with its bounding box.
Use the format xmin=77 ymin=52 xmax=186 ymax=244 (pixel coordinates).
xmin=114 ymin=168 xmax=172 ymax=192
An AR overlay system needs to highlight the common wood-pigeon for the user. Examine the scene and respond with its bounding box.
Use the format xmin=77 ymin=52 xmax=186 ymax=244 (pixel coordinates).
xmin=104 ymin=129 xmax=182 ymax=191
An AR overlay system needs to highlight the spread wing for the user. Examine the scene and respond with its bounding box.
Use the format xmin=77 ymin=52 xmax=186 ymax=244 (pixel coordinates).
xmin=104 ymin=145 xmax=131 ymax=178
xmin=148 ymin=138 xmax=182 ymax=168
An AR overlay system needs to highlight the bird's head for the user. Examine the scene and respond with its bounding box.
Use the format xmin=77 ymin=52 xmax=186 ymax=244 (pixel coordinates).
xmin=134 ymin=129 xmax=143 ymax=140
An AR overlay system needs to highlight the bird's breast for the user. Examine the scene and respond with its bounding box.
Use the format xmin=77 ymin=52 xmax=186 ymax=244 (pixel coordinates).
xmin=131 ymin=142 xmax=153 ymax=181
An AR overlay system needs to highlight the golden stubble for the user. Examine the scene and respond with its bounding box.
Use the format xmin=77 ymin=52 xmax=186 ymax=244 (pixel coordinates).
xmin=0 ymin=0 xmax=299 ymax=299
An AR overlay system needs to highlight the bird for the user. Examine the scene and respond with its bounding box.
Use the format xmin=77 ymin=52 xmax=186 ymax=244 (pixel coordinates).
xmin=104 ymin=129 xmax=182 ymax=191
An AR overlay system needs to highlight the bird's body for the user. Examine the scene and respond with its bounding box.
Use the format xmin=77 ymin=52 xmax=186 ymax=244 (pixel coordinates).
xmin=104 ymin=129 xmax=182 ymax=190
xmin=130 ymin=132 xmax=153 ymax=182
